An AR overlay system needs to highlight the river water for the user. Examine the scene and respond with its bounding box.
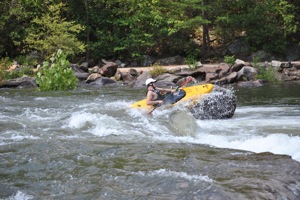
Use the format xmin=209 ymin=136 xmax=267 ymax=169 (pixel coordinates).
xmin=1 ymin=82 xmax=300 ymax=199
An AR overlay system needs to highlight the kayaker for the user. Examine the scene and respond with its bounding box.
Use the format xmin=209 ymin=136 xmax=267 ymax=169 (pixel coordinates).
xmin=145 ymin=78 xmax=175 ymax=106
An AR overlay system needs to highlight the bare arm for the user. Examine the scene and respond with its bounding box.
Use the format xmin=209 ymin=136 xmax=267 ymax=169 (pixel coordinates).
xmin=146 ymin=91 xmax=164 ymax=106
xmin=155 ymin=87 xmax=175 ymax=93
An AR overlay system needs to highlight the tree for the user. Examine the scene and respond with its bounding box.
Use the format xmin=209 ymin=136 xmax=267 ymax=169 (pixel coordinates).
xmin=25 ymin=3 xmax=85 ymax=60
xmin=211 ymin=0 xmax=297 ymax=54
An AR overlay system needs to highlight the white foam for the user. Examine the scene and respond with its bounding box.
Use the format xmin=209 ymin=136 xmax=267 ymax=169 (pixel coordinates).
xmin=5 ymin=191 xmax=34 ymax=200
xmin=137 ymin=169 xmax=213 ymax=183
xmin=196 ymin=133 xmax=300 ymax=162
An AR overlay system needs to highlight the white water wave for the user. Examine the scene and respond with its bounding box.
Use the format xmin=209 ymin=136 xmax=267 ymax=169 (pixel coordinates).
xmin=137 ymin=169 xmax=214 ymax=183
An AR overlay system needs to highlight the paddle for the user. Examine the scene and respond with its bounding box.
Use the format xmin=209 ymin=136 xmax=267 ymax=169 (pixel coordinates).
xmin=148 ymin=76 xmax=194 ymax=115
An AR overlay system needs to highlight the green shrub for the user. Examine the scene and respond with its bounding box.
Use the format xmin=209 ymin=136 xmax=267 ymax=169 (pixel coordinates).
xmin=15 ymin=55 xmax=38 ymax=67
xmin=150 ymin=65 xmax=168 ymax=77
xmin=185 ymin=55 xmax=199 ymax=70
xmin=255 ymin=65 xmax=281 ymax=83
xmin=224 ymin=55 xmax=235 ymax=66
xmin=251 ymin=55 xmax=261 ymax=68
xmin=36 ymin=49 xmax=78 ymax=91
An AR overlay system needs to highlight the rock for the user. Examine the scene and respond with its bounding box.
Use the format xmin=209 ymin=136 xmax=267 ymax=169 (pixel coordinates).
xmin=271 ymin=60 xmax=282 ymax=68
xmin=86 ymin=73 xmax=101 ymax=83
xmin=292 ymin=63 xmax=300 ymax=70
xmin=0 ymin=76 xmax=37 ymax=88
xmin=225 ymin=71 xmax=237 ymax=83
xmin=218 ymin=63 xmax=231 ymax=77
xmin=91 ymin=66 xmax=100 ymax=73
xmin=74 ymin=72 xmax=89 ymax=81
xmin=237 ymin=66 xmax=258 ymax=81
xmin=189 ymin=86 xmax=236 ymax=119
xmin=155 ymin=55 xmax=184 ymax=66
xmin=155 ymin=73 xmax=180 ymax=87
xmin=235 ymin=59 xmax=245 ymax=65
xmin=79 ymin=62 xmax=89 ymax=72
xmin=99 ymin=62 xmax=118 ymax=77
xmin=167 ymin=67 xmax=182 ymax=74
xmin=129 ymin=68 xmax=138 ymax=76
xmin=205 ymin=72 xmax=219 ymax=82
xmin=120 ymin=72 xmax=136 ymax=83
xmin=237 ymin=80 xmax=267 ymax=87
xmin=142 ymin=55 xmax=156 ymax=67
xmin=70 ymin=64 xmax=86 ymax=73
xmin=130 ymin=70 xmax=151 ymax=87
xmin=230 ymin=63 xmax=244 ymax=72
xmin=87 ymin=77 xmax=117 ymax=87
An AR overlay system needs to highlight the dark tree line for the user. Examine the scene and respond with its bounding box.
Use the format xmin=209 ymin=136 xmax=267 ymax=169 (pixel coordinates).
xmin=0 ymin=0 xmax=299 ymax=64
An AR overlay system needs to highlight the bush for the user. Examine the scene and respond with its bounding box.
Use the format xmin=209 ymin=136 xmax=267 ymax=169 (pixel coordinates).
xmin=224 ymin=55 xmax=235 ymax=66
xmin=36 ymin=49 xmax=78 ymax=91
xmin=185 ymin=55 xmax=199 ymax=70
xmin=150 ymin=65 xmax=168 ymax=77
xmin=255 ymin=65 xmax=281 ymax=83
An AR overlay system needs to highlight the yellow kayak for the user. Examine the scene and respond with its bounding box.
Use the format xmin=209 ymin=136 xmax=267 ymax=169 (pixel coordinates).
xmin=131 ymin=83 xmax=214 ymax=110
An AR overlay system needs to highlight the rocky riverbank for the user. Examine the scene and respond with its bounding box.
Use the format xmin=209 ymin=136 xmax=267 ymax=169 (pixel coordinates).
xmin=1 ymin=59 xmax=300 ymax=89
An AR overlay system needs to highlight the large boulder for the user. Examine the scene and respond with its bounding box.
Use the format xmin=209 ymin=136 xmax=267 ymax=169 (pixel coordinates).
xmin=130 ymin=70 xmax=151 ymax=87
xmin=189 ymin=86 xmax=236 ymax=119
xmin=155 ymin=73 xmax=180 ymax=87
xmin=99 ymin=62 xmax=118 ymax=77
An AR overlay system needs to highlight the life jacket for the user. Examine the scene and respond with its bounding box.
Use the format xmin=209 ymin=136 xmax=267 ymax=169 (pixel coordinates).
xmin=147 ymin=88 xmax=165 ymax=100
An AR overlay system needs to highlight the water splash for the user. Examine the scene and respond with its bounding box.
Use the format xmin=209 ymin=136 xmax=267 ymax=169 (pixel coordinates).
xmin=190 ymin=86 xmax=237 ymax=119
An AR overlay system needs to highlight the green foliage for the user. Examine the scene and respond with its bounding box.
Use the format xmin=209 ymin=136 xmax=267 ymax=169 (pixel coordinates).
xmin=25 ymin=3 xmax=85 ymax=60
xmin=224 ymin=55 xmax=235 ymax=66
xmin=15 ymin=55 xmax=39 ymax=67
xmin=251 ymin=55 xmax=261 ymax=68
xmin=150 ymin=65 xmax=168 ymax=77
xmin=0 ymin=57 xmax=12 ymax=81
xmin=213 ymin=0 xmax=297 ymax=53
xmin=36 ymin=49 xmax=78 ymax=91
xmin=185 ymin=55 xmax=199 ymax=70
xmin=255 ymin=65 xmax=281 ymax=83
xmin=5 ymin=66 xmax=34 ymax=79
xmin=0 ymin=0 xmax=300 ymax=64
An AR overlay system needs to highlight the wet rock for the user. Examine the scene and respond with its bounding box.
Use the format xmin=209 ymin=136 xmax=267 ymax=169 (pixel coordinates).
xmin=87 ymin=77 xmax=116 ymax=87
xmin=237 ymin=80 xmax=267 ymax=87
xmin=189 ymin=86 xmax=236 ymax=119
xmin=237 ymin=66 xmax=258 ymax=81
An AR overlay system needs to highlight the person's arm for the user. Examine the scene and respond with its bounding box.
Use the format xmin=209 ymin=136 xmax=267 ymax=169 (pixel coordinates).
xmin=146 ymin=91 xmax=163 ymax=106
xmin=155 ymin=87 xmax=175 ymax=93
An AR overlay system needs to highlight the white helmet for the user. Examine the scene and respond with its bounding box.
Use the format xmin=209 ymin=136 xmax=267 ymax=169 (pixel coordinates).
xmin=145 ymin=78 xmax=156 ymax=86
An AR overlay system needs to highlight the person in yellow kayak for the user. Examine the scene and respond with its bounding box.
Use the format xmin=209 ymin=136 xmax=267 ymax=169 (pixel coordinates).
xmin=145 ymin=78 xmax=175 ymax=106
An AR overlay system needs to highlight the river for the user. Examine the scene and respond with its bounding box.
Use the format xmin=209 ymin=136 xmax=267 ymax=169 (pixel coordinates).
xmin=1 ymin=82 xmax=300 ymax=199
